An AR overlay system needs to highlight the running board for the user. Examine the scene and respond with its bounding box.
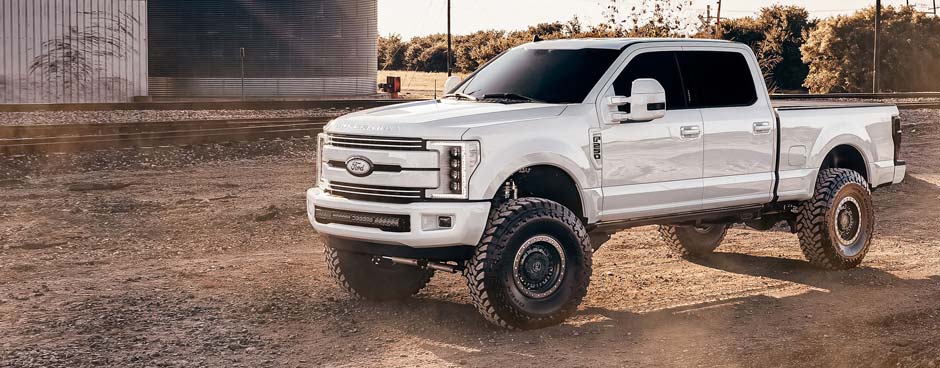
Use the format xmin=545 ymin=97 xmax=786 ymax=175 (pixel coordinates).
xmin=593 ymin=205 xmax=765 ymax=232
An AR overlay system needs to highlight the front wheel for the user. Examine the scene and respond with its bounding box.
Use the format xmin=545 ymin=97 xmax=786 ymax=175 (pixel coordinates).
xmin=324 ymin=237 xmax=434 ymax=301
xmin=796 ymin=168 xmax=874 ymax=270
xmin=465 ymin=198 xmax=592 ymax=330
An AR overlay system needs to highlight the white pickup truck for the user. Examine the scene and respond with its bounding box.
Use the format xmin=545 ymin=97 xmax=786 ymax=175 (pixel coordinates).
xmin=306 ymin=38 xmax=906 ymax=329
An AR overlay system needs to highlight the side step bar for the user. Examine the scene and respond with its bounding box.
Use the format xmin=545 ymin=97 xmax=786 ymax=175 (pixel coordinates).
xmin=592 ymin=205 xmax=766 ymax=233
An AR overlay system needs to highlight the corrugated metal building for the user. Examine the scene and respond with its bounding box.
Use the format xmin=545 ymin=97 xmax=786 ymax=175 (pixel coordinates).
xmin=0 ymin=0 xmax=378 ymax=103
xmin=0 ymin=0 xmax=148 ymax=103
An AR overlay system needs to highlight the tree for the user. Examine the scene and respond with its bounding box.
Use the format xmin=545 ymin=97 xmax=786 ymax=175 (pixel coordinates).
xmin=453 ymin=30 xmax=509 ymax=72
xmin=605 ymin=0 xmax=705 ymax=37
xmin=377 ymin=34 xmax=406 ymax=70
xmin=718 ymin=6 xmax=814 ymax=91
xmin=402 ymin=34 xmax=449 ymax=72
xmin=802 ymin=6 xmax=940 ymax=93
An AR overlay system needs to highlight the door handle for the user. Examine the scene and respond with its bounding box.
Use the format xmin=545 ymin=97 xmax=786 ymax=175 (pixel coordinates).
xmin=680 ymin=125 xmax=701 ymax=139
xmin=753 ymin=121 xmax=773 ymax=134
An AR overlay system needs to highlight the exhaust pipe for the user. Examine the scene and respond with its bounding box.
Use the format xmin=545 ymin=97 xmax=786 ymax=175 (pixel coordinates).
xmin=379 ymin=256 xmax=463 ymax=273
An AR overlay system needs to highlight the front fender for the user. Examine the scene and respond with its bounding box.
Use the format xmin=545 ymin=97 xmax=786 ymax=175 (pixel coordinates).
xmin=460 ymin=110 xmax=600 ymax=218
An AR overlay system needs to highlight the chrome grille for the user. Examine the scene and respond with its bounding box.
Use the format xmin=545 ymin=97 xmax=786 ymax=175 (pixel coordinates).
xmin=326 ymin=182 xmax=424 ymax=203
xmin=327 ymin=134 xmax=424 ymax=151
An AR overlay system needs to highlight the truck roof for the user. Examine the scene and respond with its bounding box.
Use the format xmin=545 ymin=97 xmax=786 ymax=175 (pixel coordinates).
xmin=522 ymin=37 xmax=734 ymax=50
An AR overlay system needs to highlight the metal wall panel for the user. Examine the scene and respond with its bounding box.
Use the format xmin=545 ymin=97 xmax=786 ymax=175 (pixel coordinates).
xmin=148 ymin=0 xmax=377 ymax=98
xmin=0 ymin=0 xmax=148 ymax=103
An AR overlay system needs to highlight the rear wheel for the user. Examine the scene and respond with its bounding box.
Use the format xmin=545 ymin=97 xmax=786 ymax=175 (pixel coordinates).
xmin=796 ymin=168 xmax=874 ymax=270
xmin=464 ymin=198 xmax=592 ymax=330
xmin=659 ymin=224 xmax=730 ymax=258
xmin=324 ymin=237 xmax=434 ymax=301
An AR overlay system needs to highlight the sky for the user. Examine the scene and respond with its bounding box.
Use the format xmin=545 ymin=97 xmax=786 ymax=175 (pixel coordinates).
xmin=378 ymin=0 xmax=932 ymax=38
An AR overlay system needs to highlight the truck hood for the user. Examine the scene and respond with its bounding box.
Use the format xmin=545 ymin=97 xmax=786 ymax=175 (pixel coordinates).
xmin=324 ymin=100 xmax=567 ymax=139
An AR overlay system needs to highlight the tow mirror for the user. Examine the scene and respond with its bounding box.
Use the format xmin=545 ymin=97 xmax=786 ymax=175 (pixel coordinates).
xmin=607 ymin=78 xmax=667 ymax=123
xmin=443 ymin=76 xmax=461 ymax=94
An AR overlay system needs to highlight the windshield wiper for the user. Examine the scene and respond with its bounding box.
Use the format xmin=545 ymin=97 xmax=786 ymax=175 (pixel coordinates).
xmin=441 ymin=92 xmax=478 ymax=101
xmin=481 ymin=93 xmax=544 ymax=103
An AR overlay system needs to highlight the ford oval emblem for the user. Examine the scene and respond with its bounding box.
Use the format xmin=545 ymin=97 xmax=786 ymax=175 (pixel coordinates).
xmin=345 ymin=156 xmax=374 ymax=177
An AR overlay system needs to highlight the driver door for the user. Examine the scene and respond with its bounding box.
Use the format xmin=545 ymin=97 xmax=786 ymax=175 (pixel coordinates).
xmin=596 ymin=49 xmax=705 ymax=221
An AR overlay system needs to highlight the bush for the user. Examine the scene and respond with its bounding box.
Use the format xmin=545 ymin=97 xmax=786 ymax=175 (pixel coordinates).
xmin=382 ymin=18 xmax=629 ymax=74
xmin=801 ymin=6 xmax=940 ymax=93
xmin=719 ymin=6 xmax=814 ymax=91
xmin=402 ymin=34 xmax=448 ymax=72
xmin=377 ymin=34 xmax=406 ymax=70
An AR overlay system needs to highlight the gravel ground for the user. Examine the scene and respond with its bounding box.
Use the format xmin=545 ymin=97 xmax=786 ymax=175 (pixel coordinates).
xmin=0 ymin=138 xmax=317 ymax=179
xmin=0 ymin=109 xmax=353 ymax=126
xmin=0 ymin=109 xmax=939 ymax=367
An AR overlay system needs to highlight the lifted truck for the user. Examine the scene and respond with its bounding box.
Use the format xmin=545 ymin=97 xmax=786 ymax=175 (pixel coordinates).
xmin=306 ymin=38 xmax=906 ymax=329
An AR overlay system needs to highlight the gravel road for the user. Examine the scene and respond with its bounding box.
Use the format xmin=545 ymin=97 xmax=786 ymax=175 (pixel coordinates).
xmin=1 ymin=109 xmax=939 ymax=367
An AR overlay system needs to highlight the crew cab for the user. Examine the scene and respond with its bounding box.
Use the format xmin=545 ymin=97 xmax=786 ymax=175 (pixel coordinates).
xmin=306 ymin=38 xmax=906 ymax=329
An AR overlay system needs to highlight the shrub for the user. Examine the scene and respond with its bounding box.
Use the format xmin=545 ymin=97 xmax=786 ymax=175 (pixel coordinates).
xmin=801 ymin=6 xmax=940 ymax=93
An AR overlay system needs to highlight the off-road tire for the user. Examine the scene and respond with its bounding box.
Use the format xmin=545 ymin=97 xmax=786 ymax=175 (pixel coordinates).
xmin=464 ymin=197 xmax=592 ymax=330
xmin=324 ymin=239 xmax=434 ymax=301
xmin=658 ymin=224 xmax=730 ymax=258
xmin=796 ymin=168 xmax=874 ymax=270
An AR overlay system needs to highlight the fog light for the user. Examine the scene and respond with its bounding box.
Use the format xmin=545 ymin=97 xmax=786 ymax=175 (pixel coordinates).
xmin=438 ymin=216 xmax=453 ymax=228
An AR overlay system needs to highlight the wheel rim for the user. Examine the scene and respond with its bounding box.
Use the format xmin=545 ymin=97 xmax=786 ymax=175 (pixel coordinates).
xmin=512 ymin=235 xmax=567 ymax=299
xmin=835 ymin=195 xmax=863 ymax=256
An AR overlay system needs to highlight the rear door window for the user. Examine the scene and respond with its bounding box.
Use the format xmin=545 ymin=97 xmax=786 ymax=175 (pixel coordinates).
xmin=612 ymin=51 xmax=686 ymax=111
xmin=676 ymin=51 xmax=758 ymax=108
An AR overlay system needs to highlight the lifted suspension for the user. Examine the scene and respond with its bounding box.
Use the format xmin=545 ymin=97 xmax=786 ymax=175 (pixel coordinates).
xmin=374 ymin=256 xmax=464 ymax=273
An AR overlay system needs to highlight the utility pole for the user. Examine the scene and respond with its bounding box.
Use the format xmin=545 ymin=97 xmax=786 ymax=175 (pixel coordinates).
xmin=240 ymin=47 xmax=246 ymax=101
xmin=873 ymin=0 xmax=881 ymax=93
xmin=706 ymin=5 xmax=711 ymax=35
xmin=447 ymin=0 xmax=452 ymax=77
xmin=934 ymin=0 xmax=937 ymax=16
xmin=715 ymin=0 xmax=722 ymax=38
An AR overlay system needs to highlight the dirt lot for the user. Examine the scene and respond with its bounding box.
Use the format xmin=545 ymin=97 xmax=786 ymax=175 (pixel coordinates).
xmin=2 ymin=109 xmax=940 ymax=367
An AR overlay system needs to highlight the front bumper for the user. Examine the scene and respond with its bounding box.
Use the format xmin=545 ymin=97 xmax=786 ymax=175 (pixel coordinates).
xmin=306 ymin=188 xmax=491 ymax=248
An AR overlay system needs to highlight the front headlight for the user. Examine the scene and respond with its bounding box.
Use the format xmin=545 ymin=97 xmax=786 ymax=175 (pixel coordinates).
xmin=426 ymin=141 xmax=481 ymax=199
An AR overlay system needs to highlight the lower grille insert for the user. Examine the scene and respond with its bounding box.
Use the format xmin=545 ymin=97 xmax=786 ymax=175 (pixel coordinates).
xmin=314 ymin=207 xmax=410 ymax=232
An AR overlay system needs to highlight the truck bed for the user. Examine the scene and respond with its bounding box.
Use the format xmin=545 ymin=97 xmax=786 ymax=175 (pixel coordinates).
xmin=771 ymin=100 xmax=891 ymax=111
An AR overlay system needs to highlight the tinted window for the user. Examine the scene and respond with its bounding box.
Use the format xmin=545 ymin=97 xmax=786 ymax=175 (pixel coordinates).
xmin=458 ymin=47 xmax=622 ymax=104
xmin=677 ymin=51 xmax=758 ymax=108
xmin=612 ymin=51 xmax=686 ymax=111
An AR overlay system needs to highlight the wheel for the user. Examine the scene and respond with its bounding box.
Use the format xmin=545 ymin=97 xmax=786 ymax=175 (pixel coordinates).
xmin=464 ymin=198 xmax=592 ymax=330
xmin=658 ymin=223 xmax=729 ymax=258
xmin=796 ymin=168 xmax=874 ymax=270
xmin=323 ymin=238 xmax=434 ymax=301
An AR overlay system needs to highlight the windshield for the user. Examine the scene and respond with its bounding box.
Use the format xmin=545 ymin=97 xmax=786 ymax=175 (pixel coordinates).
xmin=456 ymin=47 xmax=622 ymax=104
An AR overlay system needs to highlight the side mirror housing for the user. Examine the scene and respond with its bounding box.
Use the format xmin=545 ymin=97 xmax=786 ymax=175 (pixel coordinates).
xmin=607 ymin=78 xmax=667 ymax=123
xmin=443 ymin=76 xmax=461 ymax=94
